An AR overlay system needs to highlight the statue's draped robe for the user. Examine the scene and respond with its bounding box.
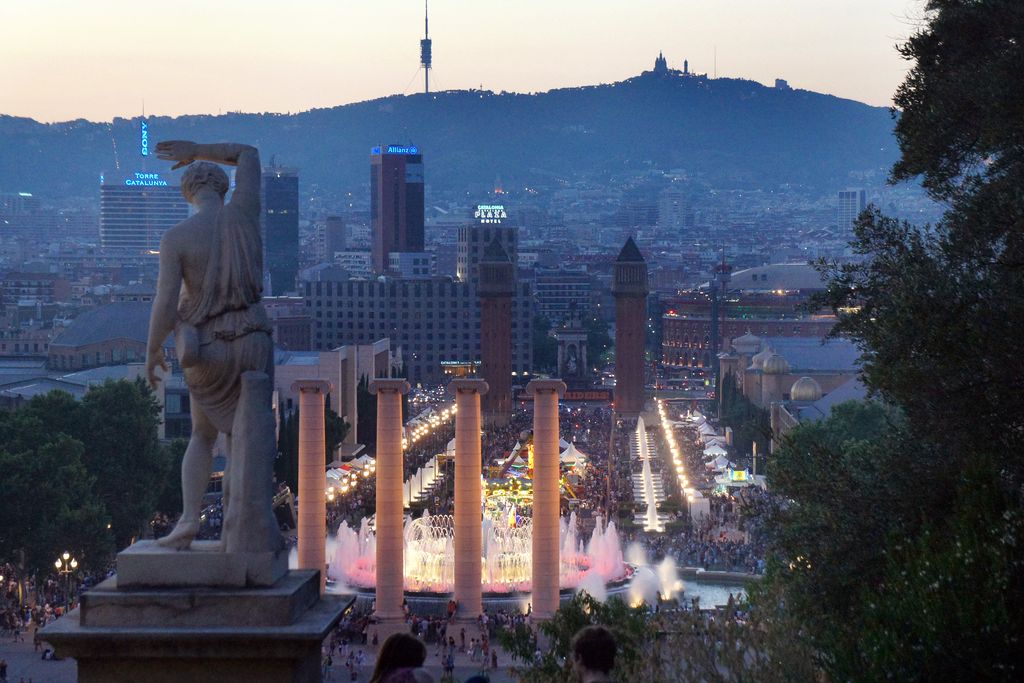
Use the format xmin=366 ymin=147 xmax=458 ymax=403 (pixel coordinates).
xmin=177 ymin=201 xmax=273 ymax=434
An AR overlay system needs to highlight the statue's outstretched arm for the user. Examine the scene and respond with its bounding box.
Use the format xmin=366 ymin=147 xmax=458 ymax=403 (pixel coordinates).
xmin=156 ymin=141 xmax=261 ymax=219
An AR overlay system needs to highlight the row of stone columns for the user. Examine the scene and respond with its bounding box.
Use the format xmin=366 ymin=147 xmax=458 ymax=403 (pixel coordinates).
xmin=294 ymin=376 xmax=566 ymax=621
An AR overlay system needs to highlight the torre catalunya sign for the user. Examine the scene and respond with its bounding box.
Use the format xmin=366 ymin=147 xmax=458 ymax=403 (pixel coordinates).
xmin=124 ymin=172 xmax=169 ymax=187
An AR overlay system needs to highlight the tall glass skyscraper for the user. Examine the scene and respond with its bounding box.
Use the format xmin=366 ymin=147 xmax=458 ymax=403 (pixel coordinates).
xmin=370 ymin=145 xmax=424 ymax=274
xmin=99 ymin=171 xmax=189 ymax=253
xmin=261 ymin=166 xmax=299 ymax=295
xmin=838 ymin=188 xmax=867 ymax=230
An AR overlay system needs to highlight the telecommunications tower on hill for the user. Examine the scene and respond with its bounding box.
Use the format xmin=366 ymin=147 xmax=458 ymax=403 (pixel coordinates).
xmin=421 ymin=1 xmax=433 ymax=94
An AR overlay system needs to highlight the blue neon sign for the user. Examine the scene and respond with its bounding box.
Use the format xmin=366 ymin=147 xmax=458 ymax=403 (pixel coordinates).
xmin=371 ymin=144 xmax=419 ymax=155
xmin=124 ymin=172 xmax=167 ymax=187
xmin=141 ymin=119 xmax=149 ymax=157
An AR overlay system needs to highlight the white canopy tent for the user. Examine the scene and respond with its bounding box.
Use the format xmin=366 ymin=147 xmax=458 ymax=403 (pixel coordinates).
xmin=703 ymin=443 xmax=728 ymax=457
xmin=560 ymin=443 xmax=589 ymax=469
xmin=705 ymin=455 xmax=735 ymax=471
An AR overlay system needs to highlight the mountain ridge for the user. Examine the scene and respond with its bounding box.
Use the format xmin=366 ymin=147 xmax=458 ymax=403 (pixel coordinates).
xmin=0 ymin=71 xmax=898 ymax=201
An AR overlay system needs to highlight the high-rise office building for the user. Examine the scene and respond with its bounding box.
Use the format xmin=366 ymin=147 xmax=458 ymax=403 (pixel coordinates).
xmin=370 ymin=145 xmax=424 ymax=274
xmin=837 ymin=188 xmax=866 ymax=230
xmin=262 ymin=166 xmax=299 ymax=295
xmin=324 ymin=215 xmax=347 ymax=260
xmin=304 ymin=274 xmax=532 ymax=385
xmin=99 ymin=171 xmax=189 ymax=253
xmin=457 ymin=204 xmax=517 ymax=283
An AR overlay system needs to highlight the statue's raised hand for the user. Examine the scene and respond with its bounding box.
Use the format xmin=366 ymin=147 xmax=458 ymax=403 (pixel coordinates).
xmin=156 ymin=140 xmax=199 ymax=170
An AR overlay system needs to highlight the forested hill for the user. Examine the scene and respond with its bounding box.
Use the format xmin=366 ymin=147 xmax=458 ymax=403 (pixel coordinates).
xmin=0 ymin=72 xmax=897 ymax=200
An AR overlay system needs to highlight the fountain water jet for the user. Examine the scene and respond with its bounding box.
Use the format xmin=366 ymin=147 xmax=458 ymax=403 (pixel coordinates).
xmin=327 ymin=510 xmax=629 ymax=594
xmin=635 ymin=417 xmax=664 ymax=532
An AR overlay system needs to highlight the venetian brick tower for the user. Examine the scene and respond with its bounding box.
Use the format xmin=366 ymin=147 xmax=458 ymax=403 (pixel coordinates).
xmin=478 ymin=238 xmax=515 ymax=426
xmin=612 ymin=237 xmax=649 ymax=417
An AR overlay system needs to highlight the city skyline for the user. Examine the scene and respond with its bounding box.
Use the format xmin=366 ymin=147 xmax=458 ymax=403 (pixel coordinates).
xmin=1 ymin=0 xmax=923 ymax=123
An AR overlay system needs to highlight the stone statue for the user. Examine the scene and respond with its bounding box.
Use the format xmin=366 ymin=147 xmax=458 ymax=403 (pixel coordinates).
xmin=146 ymin=141 xmax=278 ymax=553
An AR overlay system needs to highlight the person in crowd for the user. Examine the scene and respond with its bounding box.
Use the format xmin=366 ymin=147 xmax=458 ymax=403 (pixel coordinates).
xmin=368 ymin=633 xmax=433 ymax=683
xmin=571 ymin=625 xmax=618 ymax=683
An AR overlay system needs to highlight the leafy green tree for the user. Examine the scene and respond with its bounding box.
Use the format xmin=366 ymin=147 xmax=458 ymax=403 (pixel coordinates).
xmin=583 ymin=315 xmax=613 ymax=370
xmin=275 ymin=401 xmax=299 ymax=489
xmin=1 ymin=381 xmax=169 ymax=551
xmin=769 ymin=2 xmax=1024 ymax=677
xmin=0 ymin=414 xmax=111 ymax=576
xmin=76 ymin=379 xmax=169 ymax=548
xmin=501 ymin=591 xmax=820 ymax=683
xmin=356 ymin=374 xmax=376 ymax=449
xmin=274 ymin=403 xmax=349 ymax=490
xmin=499 ymin=593 xmax=652 ymax=683
xmin=718 ymin=371 xmax=770 ymax=463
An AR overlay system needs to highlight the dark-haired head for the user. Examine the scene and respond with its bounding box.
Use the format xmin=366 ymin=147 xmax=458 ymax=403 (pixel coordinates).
xmin=368 ymin=633 xmax=427 ymax=683
xmin=571 ymin=625 xmax=617 ymax=676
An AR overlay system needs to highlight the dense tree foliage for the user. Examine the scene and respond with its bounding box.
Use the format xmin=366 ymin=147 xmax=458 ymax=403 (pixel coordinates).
xmin=356 ymin=375 xmax=376 ymax=450
xmin=584 ymin=315 xmax=613 ymax=370
xmin=501 ymin=591 xmax=820 ymax=683
xmin=0 ymin=379 xmax=174 ymax=573
xmin=718 ymin=371 xmax=770 ymax=464
xmin=0 ymin=423 xmax=111 ymax=576
xmin=750 ymin=2 xmax=1024 ymax=679
xmin=274 ymin=403 xmax=349 ymax=491
xmin=74 ymin=379 xmax=169 ymax=548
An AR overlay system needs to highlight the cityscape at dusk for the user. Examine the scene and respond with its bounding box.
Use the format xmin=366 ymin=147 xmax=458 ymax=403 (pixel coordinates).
xmin=0 ymin=1 xmax=1020 ymax=681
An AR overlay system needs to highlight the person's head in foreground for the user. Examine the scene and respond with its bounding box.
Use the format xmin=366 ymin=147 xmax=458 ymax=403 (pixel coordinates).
xmin=369 ymin=633 xmax=433 ymax=683
xmin=571 ymin=625 xmax=617 ymax=682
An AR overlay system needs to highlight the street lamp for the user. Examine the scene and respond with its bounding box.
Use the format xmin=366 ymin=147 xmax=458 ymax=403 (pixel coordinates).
xmin=55 ymin=551 xmax=78 ymax=612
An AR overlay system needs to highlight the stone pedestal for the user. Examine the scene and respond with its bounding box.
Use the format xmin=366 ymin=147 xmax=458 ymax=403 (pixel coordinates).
xmin=370 ymin=378 xmax=410 ymax=628
xmin=528 ymin=379 xmax=566 ymax=620
xmin=41 ymin=569 xmax=344 ymax=683
xmin=293 ymin=379 xmax=333 ymax=594
xmin=117 ymin=540 xmax=287 ymax=588
xmin=449 ymin=378 xmax=488 ymax=620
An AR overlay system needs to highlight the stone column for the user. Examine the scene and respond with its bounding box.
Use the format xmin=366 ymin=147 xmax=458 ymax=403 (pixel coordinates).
xmin=449 ymin=378 xmax=488 ymax=620
xmin=370 ymin=378 xmax=410 ymax=625
xmin=527 ymin=379 xmax=566 ymax=620
xmin=293 ymin=379 xmax=332 ymax=594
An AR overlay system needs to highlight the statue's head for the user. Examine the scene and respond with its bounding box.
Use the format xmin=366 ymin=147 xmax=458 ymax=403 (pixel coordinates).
xmin=181 ymin=162 xmax=229 ymax=204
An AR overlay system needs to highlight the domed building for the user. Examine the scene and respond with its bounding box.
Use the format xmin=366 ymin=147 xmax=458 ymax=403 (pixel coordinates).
xmin=731 ymin=331 xmax=762 ymax=357
xmin=762 ymin=353 xmax=790 ymax=375
xmin=789 ymin=376 xmax=822 ymax=402
xmin=718 ymin=332 xmax=860 ymax=412
xmin=750 ymin=346 xmax=775 ymax=370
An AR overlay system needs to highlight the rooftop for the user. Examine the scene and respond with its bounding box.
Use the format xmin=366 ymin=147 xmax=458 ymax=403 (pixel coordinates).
xmin=616 ymin=236 xmax=645 ymax=263
xmin=49 ymin=302 xmax=152 ymax=349
xmin=731 ymin=263 xmax=827 ymax=291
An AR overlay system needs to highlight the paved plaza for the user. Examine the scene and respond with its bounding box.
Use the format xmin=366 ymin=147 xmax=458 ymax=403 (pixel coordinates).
xmin=0 ymin=628 xmax=519 ymax=683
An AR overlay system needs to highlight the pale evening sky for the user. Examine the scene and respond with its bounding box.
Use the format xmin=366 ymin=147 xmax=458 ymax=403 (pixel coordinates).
xmin=0 ymin=0 xmax=925 ymax=123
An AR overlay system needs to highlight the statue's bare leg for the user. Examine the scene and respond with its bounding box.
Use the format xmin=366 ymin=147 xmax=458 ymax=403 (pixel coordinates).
xmin=158 ymin=403 xmax=218 ymax=549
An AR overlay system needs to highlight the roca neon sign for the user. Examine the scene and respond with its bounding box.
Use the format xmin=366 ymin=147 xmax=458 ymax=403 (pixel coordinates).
xmin=141 ymin=120 xmax=149 ymax=157
xmin=124 ymin=172 xmax=168 ymax=187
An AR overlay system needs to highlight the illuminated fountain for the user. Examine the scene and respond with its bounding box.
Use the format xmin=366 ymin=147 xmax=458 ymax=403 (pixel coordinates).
xmin=328 ymin=510 xmax=628 ymax=595
xmin=634 ymin=417 xmax=665 ymax=532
